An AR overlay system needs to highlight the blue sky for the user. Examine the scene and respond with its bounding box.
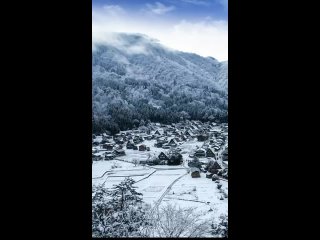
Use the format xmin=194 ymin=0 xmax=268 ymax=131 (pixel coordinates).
xmin=92 ymin=0 xmax=227 ymax=21
xmin=92 ymin=0 xmax=228 ymax=61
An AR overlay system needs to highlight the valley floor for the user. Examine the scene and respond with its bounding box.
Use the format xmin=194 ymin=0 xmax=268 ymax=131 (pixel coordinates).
xmin=92 ymin=138 xmax=228 ymax=233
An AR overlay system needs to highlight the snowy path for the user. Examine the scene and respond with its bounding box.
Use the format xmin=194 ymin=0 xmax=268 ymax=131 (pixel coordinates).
xmin=151 ymin=171 xmax=189 ymax=211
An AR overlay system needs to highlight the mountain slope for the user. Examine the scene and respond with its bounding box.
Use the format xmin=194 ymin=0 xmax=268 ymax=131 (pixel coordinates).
xmin=92 ymin=33 xmax=228 ymax=134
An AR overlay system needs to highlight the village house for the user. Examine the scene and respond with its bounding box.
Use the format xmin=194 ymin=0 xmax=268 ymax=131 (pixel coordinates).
xmin=206 ymin=148 xmax=216 ymax=158
xmin=194 ymin=148 xmax=206 ymax=157
xmin=188 ymin=158 xmax=202 ymax=169
xmin=105 ymin=153 xmax=115 ymax=160
xmin=103 ymin=143 xmax=114 ymax=151
xmin=126 ymin=141 xmax=135 ymax=149
xmin=145 ymin=135 xmax=153 ymax=140
xmin=154 ymin=142 xmax=164 ymax=148
xmin=139 ymin=144 xmax=147 ymax=151
xmin=114 ymin=149 xmax=125 ymax=156
xmin=158 ymin=152 xmax=169 ymax=161
xmin=208 ymin=161 xmax=222 ymax=174
xmin=181 ymin=135 xmax=187 ymax=141
xmin=154 ymin=130 xmax=161 ymax=135
xmin=197 ymin=134 xmax=209 ymax=142
xmin=114 ymin=138 xmax=124 ymax=145
xmin=190 ymin=167 xmax=201 ymax=178
xmin=162 ymin=144 xmax=171 ymax=149
xmin=168 ymin=138 xmax=177 ymax=147
xmin=185 ymin=130 xmax=195 ymax=138
xmin=92 ymin=154 xmax=103 ymax=161
xmin=168 ymin=152 xmax=182 ymax=165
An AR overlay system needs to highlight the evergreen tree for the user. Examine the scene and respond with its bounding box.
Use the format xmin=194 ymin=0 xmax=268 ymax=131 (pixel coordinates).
xmin=92 ymin=178 xmax=150 ymax=238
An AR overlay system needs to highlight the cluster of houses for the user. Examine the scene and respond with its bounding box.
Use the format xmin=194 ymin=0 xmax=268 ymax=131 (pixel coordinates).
xmin=189 ymin=158 xmax=228 ymax=180
xmin=92 ymin=120 xmax=228 ymax=173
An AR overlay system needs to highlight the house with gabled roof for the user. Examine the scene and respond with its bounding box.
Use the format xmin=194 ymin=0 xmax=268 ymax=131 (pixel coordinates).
xmin=158 ymin=152 xmax=169 ymax=161
xmin=154 ymin=130 xmax=161 ymax=135
xmin=168 ymin=138 xmax=177 ymax=147
xmin=208 ymin=161 xmax=222 ymax=174
xmin=206 ymin=148 xmax=216 ymax=158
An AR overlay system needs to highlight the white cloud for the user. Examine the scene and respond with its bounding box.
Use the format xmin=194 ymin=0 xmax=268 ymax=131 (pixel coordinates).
xmin=164 ymin=19 xmax=228 ymax=61
xmin=102 ymin=4 xmax=126 ymax=16
xmin=181 ymin=0 xmax=211 ymax=6
xmin=146 ymin=2 xmax=175 ymax=15
xmin=92 ymin=7 xmax=228 ymax=61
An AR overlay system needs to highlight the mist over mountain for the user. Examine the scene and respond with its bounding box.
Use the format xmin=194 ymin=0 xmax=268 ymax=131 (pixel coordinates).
xmin=93 ymin=33 xmax=228 ymax=134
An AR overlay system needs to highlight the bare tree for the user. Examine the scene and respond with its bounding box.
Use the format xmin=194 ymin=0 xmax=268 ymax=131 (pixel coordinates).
xmin=147 ymin=203 xmax=211 ymax=237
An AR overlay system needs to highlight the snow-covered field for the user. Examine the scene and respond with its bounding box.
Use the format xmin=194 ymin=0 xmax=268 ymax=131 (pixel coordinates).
xmin=161 ymin=172 xmax=228 ymax=220
xmin=93 ymin=160 xmax=227 ymax=222
xmin=92 ymin=125 xmax=228 ymax=232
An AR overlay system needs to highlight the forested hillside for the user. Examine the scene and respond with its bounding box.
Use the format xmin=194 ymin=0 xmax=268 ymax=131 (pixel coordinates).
xmin=93 ymin=33 xmax=228 ymax=134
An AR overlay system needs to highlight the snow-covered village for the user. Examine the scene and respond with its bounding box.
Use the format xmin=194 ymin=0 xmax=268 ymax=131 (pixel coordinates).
xmin=92 ymin=120 xmax=228 ymax=237
xmin=92 ymin=1 xmax=228 ymax=237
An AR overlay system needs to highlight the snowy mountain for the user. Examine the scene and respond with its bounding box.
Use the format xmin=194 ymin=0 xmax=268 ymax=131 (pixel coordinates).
xmin=92 ymin=33 xmax=228 ymax=134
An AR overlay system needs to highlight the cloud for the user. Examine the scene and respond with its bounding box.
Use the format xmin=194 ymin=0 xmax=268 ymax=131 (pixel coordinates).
xmin=102 ymin=4 xmax=126 ymax=16
xmin=92 ymin=30 xmax=152 ymax=55
xmin=92 ymin=7 xmax=228 ymax=61
xmin=181 ymin=0 xmax=211 ymax=6
xmin=146 ymin=2 xmax=175 ymax=15
xmin=165 ymin=19 xmax=228 ymax=60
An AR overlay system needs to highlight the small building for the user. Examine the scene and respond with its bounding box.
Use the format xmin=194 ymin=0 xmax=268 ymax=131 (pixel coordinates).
xmin=92 ymin=154 xmax=103 ymax=161
xmin=162 ymin=144 xmax=171 ymax=149
xmin=103 ymin=143 xmax=114 ymax=151
xmin=188 ymin=158 xmax=202 ymax=169
xmin=126 ymin=141 xmax=134 ymax=149
xmin=190 ymin=167 xmax=201 ymax=178
xmin=168 ymin=138 xmax=177 ymax=147
xmin=139 ymin=144 xmax=147 ymax=151
xmin=197 ymin=134 xmax=209 ymax=142
xmin=168 ymin=153 xmax=182 ymax=165
xmin=206 ymin=148 xmax=216 ymax=158
xmin=114 ymin=138 xmax=124 ymax=145
xmin=154 ymin=142 xmax=163 ymax=148
xmin=208 ymin=161 xmax=222 ymax=174
xmin=194 ymin=149 xmax=206 ymax=157
xmin=114 ymin=149 xmax=125 ymax=156
xmin=158 ymin=152 xmax=169 ymax=161
xmin=154 ymin=130 xmax=161 ymax=135
xmin=145 ymin=135 xmax=153 ymax=140
xmin=185 ymin=131 xmax=195 ymax=138
xmin=105 ymin=153 xmax=115 ymax=160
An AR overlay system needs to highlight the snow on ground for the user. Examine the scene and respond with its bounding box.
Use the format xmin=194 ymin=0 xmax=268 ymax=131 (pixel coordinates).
xmin=160 ymin=171 xmax=228 ymax=221
xmin=92 ymin=160 xmax=155 ymax=187
xmin=134 ymin=168 xmax=188 ymax=205
xmin=92 ymin=131 xmax=228 ymax=227
xmin=92 ymin=160 xmax=137 ymax=178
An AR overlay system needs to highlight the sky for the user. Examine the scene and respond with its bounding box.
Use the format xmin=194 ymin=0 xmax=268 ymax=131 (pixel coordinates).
xmin=92 ymin=0 xmax=228 ymax=61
